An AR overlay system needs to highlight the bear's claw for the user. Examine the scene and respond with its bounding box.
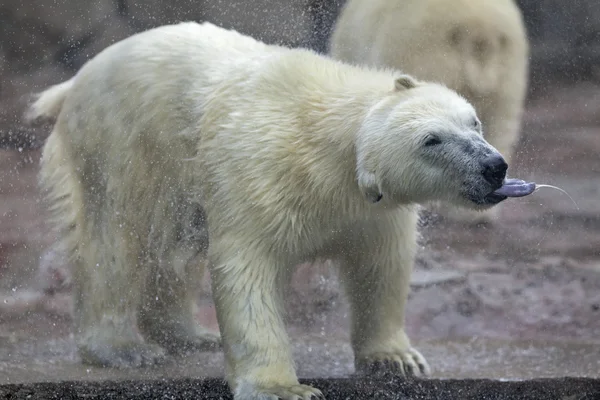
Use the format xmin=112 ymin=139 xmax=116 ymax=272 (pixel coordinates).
xmin=356 ymin=347 xmax=430 ymax=378
xmin=239 ymin=383 xmax=324 ymax=400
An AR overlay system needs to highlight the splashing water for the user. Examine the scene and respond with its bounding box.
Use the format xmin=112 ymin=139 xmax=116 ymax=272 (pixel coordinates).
xmin=533 ymin=183 xmax=580 ymax=211
xmin=494 ymin=178 xmax=579 ymax=211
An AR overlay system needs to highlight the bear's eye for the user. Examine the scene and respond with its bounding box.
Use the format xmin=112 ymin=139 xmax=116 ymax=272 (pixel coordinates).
xmin=424 ymin=136 xmax=442 ymax=147
xmin=472 ymin=118 xmax=480 ymax=129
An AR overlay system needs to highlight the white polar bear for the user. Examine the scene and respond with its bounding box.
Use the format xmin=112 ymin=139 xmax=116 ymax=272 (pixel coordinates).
xmin=27 ymin=22 xmax=511 ymax=400
xmin=329 ymin=0 xmax=530 ymax=223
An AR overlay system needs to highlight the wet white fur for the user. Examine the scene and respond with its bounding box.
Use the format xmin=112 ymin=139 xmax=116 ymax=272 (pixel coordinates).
xmin=28 ymin=22 xmax=500 ymax=399
xmin=330 ymin=0 xmax=529 ymax=222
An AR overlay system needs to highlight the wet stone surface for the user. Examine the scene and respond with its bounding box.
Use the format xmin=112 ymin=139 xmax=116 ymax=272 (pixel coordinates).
xmin=1 ymin=377 xmax=599 ymax=400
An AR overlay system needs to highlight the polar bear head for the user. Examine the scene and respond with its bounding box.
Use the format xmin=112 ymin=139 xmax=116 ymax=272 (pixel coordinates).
xmin=356 ymin=75 xmax=508 ymax=210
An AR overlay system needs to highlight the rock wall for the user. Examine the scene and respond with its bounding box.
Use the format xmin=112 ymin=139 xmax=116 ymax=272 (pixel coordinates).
xmin=0 ymin=0 xmax=313 ymax=146
xmin=517 ymin=0 xmax=600 ymax=85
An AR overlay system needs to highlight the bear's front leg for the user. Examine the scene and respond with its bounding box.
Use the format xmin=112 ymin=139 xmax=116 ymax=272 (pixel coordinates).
xmin=338 ymin=209 xmax=430 ymax=378
xmin=210 ymin=247 xmax=324 ymax=400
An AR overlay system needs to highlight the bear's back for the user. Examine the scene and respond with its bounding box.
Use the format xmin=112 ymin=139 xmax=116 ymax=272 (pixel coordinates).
xmin=53 ymin=22 xmax=279 ymax=163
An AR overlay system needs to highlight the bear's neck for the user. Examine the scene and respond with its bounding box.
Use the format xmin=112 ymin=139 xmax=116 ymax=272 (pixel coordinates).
xmin=291 ymin=83 xmax=390 ymax=216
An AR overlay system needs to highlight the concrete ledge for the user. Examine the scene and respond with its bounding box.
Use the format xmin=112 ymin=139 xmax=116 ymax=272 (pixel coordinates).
xmin=1 ymin=377 xmax=598 ymax=399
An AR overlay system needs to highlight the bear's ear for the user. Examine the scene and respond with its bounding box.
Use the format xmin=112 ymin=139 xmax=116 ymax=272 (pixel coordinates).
xmin=357 ymin=167 xmax=383 ymax=203
xmin=394 ymin=75 xmax=418 ymax=91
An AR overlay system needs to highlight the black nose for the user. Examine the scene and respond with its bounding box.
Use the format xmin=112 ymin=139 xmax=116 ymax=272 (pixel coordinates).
xmin=481 ymin=154 xmax=508 ymax=187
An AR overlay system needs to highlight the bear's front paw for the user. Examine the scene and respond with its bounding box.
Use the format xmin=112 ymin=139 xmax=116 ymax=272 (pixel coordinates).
xmin=356 ymin=347 xmax=430 ymax=378
xmin=236 ymin=383 xmax=324 ymax=400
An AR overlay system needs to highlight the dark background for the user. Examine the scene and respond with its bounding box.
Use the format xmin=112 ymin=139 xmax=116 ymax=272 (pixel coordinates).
xmin=1 ymin=0 xmax=599 ymax=148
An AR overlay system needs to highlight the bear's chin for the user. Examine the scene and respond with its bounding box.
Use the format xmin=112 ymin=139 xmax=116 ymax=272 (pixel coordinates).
xmin=465 ymin=191 xmax=508 ymax=208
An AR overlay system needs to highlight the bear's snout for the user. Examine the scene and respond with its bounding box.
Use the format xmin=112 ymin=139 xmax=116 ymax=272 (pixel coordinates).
xmin=481 ymin=153 xmax=508 ymax=188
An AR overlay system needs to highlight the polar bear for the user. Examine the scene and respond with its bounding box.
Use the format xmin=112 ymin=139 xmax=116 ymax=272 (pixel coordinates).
xmin=329 ymin=0 xmax=530 ymax=223
xmin=27 ymin=22 xmax=513 ymax=399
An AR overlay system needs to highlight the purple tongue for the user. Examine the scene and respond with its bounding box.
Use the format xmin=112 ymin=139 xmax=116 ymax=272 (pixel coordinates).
xmin=493 ymin=180 xmax=536 ymax=197
xmin=503 ymin=178 xmax=527 ymax=186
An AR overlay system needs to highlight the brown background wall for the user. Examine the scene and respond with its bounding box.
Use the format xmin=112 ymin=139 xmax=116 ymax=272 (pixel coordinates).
xmin=2 ymin=0 xmax=600 ymax=147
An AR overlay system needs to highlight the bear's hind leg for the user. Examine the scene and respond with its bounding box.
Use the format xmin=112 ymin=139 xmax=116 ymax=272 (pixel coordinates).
xmin=138 ymin=245 xmax=221 ymax=354
xmin=337 ymin=210 xmax=430 ymax=377
xmin=74 ymin=224 xmax=166 ymax=368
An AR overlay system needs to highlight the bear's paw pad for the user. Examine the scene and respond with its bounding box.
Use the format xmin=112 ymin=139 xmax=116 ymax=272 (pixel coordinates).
xmin=357 ymin=347 xmax=430 ymax=378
